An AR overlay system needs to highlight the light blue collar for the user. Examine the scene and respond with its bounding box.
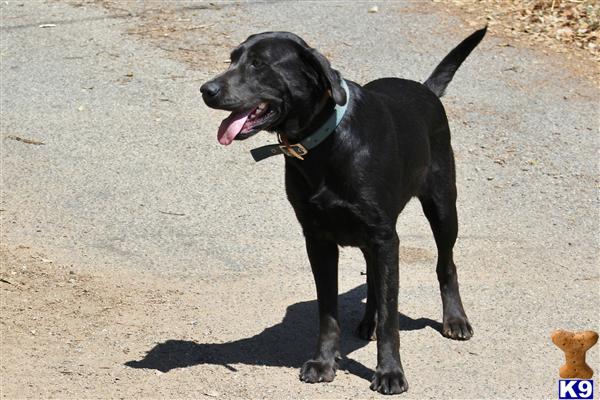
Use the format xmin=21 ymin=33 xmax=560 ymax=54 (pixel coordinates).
xmin=250 ymin=79 xmax=350 ymax=162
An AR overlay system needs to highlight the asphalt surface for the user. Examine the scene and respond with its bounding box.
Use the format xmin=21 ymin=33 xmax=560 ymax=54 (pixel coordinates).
xmin=1 ymin=1 xmax=599 ymax=399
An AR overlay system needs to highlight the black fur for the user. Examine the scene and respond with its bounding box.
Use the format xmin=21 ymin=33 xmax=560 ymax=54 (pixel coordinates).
xmin=424 ymin=27 xmax=487 ymax=97
xmin=201 ymin=27 xmax=486 ymax=395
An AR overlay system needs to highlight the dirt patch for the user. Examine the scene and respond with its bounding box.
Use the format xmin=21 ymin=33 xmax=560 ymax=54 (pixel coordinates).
xmin=0 ymin=245 xmax=249 ymax=398
xmin=436 ymin=0 xmax=600 ymax=85
xmin=124 ymin=6 xmax=238 ymax=71
xmin=400 ymin=246 xmax=435 ymax=264
xmin=0 ymin=244 xmax=377 ymax=399
xmin=69 ymin=0 xmax=242 ymax=72
xmin=71 ymin=0 xmax=599 ymax=85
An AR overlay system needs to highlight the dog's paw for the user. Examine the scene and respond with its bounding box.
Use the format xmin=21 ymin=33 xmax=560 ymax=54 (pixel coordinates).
xmin=370 ymin=366 xmax=408 ymax=395
xmin=300 ymin=359 xmax=337 ymax=383
xmin=355 ymin=318 xmax=377 ymax=341
xmin=442 ymin=316 xmax=473 ymax=340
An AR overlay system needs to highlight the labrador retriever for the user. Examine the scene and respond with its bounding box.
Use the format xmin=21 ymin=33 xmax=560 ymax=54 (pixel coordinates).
xmin=201 ymin=27 xmax=486 ymax=395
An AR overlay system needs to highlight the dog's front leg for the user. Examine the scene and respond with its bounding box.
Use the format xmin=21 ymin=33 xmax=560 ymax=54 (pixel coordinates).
xmin=369 ymin=233 xmax=409 ymax=395
xmin=299 ymin=235 xmax=340 ymax=383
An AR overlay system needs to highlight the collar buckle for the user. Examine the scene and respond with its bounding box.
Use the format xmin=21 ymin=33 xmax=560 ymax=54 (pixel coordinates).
xmin=279 ymin=143 xmax=307 ymax=160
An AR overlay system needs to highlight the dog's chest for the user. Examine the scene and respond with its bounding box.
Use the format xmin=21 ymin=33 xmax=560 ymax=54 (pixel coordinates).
xmin=306 ymin=187 xmax=371 ymax=246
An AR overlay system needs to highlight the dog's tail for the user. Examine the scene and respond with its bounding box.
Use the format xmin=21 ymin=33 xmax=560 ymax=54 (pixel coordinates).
xmin=424 ymin=26 xmax=487 ymax=98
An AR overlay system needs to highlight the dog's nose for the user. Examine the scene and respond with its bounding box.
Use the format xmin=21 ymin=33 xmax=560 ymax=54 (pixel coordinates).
xmin=200 ymin=81 xmax=221 ymax=97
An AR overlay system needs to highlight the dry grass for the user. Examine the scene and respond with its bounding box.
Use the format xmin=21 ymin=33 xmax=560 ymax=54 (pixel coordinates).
xmin=439 ymin=0 xmax=599 ymax=60
xmin=437 ymin=0 xmax=599 ymax=85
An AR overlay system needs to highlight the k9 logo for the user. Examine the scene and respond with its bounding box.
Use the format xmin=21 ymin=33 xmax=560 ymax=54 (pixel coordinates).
xmin=559 ymin=380 xmax=594 ymax=399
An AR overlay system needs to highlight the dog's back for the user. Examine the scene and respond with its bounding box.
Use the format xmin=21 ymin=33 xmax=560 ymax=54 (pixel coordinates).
xmin=354 ymin=26 xmax=488 ymax=198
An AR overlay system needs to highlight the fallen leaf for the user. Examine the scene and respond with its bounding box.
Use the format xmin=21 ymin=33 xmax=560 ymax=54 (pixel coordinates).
xmin=7 ymin=135 xmax=45 ymax=145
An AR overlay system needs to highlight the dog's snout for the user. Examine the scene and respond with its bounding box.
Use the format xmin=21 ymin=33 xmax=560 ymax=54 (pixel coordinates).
xmin=200 ymin=81 xmax=221 ymax=97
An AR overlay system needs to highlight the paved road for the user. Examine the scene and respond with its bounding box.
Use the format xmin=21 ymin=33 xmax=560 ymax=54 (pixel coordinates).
xmin=1 ymin=1 xmax=598 ymax=398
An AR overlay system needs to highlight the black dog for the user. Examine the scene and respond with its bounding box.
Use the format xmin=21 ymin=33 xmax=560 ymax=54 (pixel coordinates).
xmin=201 ymin=27 xmax=486 ymax=395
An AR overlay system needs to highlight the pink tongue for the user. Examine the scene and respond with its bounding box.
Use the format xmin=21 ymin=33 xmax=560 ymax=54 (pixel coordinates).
xmin=217 ymin=109 xmax=252 ymax=145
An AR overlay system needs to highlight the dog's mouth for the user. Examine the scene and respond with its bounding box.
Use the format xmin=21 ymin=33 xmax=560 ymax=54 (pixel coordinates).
xmin=217 ymin=102 xmax=277 ymax=145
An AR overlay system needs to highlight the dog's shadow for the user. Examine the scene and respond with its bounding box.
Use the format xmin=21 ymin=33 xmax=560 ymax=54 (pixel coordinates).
xmin=124 ymin=284 xmax=442 ymax=381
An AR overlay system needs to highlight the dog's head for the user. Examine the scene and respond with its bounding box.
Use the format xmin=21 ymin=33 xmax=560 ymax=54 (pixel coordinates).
xmin=201 ymin=32 xmax=346 ymax=145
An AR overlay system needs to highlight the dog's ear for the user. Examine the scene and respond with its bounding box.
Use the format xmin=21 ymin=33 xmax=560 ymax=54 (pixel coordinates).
xmin=303 ymin=48 xmax=347 ymax=106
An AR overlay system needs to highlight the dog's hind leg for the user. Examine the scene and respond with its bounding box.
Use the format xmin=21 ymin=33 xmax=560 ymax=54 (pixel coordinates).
xmin=355 ymin=248 xmax=377 ymax=340
xmin=419 ymin=156 xmax=473 ymax=340
xmin=299 ymin=236 xmax=341 ymax=383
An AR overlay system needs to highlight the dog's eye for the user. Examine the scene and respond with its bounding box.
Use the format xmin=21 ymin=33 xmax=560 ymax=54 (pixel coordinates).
xmin=250 ymin=59 xmax=264 ymax=69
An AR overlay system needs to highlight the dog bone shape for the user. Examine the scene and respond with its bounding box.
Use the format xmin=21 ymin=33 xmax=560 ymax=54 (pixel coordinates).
xmin=551 ymin=329 xmax=598 ymax=379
